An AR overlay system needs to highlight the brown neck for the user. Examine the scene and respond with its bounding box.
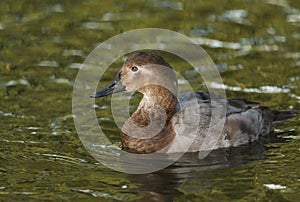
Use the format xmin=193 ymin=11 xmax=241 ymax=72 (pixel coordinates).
xmin=121 ymin=86 xmax=178 ymax=153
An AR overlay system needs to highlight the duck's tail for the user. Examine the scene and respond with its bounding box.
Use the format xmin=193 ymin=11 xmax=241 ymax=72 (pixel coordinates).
xmin=272 ymin=110 xmax=297 ymax=124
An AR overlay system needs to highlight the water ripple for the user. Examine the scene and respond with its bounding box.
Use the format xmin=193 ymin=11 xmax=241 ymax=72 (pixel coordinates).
xmin=37 ymin=60 xmax=58 ymax=67
xmin=5 ymin=79 xmax=30 ymax=87
xmin=191 ymin=37 xmax=241 ymax=49
xmin=72 ymin=188 xmax=126 ymax=200
xmin=101 ymin=12 xmax=143 ymax=21
xmin=209 ymin=9 xmax=251 ymax=25
xmin=82 ymin=22 xmax=113 ymax=30
xmin=209 ymin=82 xmax=292 ymax=94
xmin=152 ymin=0 xmax=183 ymax=10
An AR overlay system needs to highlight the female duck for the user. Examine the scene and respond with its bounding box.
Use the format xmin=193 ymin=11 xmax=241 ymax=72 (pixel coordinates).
xmin=91 ymin=51 xmax=295 ymax=153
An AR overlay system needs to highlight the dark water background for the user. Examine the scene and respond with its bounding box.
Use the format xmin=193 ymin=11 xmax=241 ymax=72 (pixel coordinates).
xmin=0 ymin=0 xmax=299 ymax=201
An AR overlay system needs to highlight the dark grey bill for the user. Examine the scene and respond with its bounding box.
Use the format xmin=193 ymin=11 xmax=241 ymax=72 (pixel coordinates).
xmin=90 ymin=72 xmax=126 ymax=98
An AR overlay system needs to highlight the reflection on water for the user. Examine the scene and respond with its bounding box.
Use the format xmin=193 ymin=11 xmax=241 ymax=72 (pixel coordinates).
xmin=122 ymin=134 xmax=292 ymax=201
xmin=0 ymin=0 xmax=300 ymax=201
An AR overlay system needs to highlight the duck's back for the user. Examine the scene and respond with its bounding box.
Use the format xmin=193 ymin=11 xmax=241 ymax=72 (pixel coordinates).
xmin=168 ymin=91 xmax=295 ymax=153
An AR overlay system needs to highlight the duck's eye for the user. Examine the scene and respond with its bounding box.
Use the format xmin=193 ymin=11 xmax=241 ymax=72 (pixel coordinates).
xmin=131 ymin=66 xmax=138 ymax=72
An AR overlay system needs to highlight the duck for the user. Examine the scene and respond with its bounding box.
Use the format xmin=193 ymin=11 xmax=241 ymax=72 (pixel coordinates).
xmin=90 ymin=51 xmax=295 ymax=154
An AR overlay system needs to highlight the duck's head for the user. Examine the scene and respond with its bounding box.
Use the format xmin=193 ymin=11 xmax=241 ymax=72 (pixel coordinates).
xmin=90 ymin=51 xmax=178 ymax=98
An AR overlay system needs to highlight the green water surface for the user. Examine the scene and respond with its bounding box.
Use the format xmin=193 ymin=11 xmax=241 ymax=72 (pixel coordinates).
xmin=0 ymin=0 xmax=300 ymax=201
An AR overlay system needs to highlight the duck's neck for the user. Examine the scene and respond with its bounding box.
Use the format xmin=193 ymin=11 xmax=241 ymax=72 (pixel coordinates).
xmin=121 ymin=86 xmax=178 ymax=153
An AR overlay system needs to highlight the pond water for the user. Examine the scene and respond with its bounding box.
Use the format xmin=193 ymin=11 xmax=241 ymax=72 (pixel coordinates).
xmin=1 ymin=0 xmax=300 ymax=201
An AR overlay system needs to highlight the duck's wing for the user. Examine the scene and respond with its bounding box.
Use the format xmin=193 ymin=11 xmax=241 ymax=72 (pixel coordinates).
xmin=210 ymin=95 xmax=296 ymax=148
xmin=171 ymin=91 xmax=296 ymax=152
xmin=178 ymin=91 xmax=296 ymax=122
xmin=227 ymin=97 xmax=296 ymax=122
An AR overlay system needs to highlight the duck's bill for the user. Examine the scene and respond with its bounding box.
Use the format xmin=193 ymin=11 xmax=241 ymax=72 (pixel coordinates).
xmin=90 ymin=74 xmax=126 ymax=98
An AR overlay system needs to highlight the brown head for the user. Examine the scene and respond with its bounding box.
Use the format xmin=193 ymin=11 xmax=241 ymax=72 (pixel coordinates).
xmin=90 ymin=51 xmax=178 ymax=102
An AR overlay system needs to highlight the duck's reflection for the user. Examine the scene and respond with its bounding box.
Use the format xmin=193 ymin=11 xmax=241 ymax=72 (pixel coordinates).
xmin=129 ymin=133 xmax=287 ymax=201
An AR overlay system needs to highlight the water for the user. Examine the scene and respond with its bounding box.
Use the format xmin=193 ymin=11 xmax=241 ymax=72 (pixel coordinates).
xmin=0 ymin=0 xmax=300 ymax=201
